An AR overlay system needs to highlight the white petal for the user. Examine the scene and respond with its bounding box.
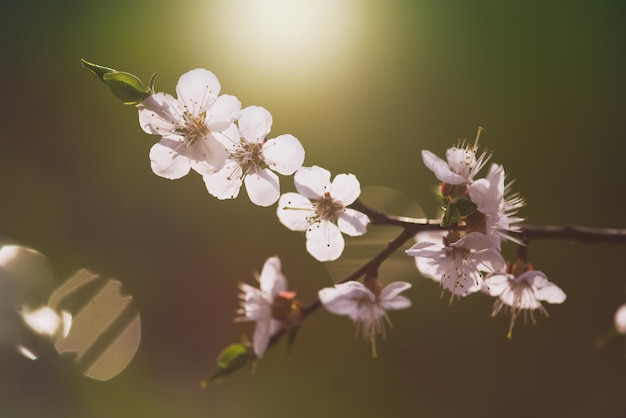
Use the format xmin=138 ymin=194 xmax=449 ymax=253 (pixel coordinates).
xmin=203 ymin=161 xmax=243 ymax=200
xmin=138 ymin=93 xmax=179 ymax=135
xmin=188 ymin=136 xmax=229 ymax=175
xmin=238 ymin=106 xmax=273 ymax=143
xmin=149 ymin=140 xmax=191 ymax=179
xmin=212 ymin=124 xmax=242 ymax=151
xmin=263 ymin=135 xmax=305 ymax=175
xmin=414 ymin=255 xmax=444 ymax=282
xmin=319 ymin=282 xmax=371 ymax=316
xmin=244 ymin=168 xmax=280 ymax=207
xmin=534 ymin=283 xmax=566 ymax=304
xmin=468 ymin=165 xmax=503 ymax=214
xmin=306 ymin=221 xmax=345 ymax=262
xmin=337 ymin=209 xmax=369 ymax=236
xmin=176 ymin=68 xmax=220 ymax=112
xmin=455 ymin=232 xmax=494 ymax=250
xmin=405 ymin=241 xmax=444 ymax=258
xmin=474 ymin=247 xmax=506 ymax=274
xmin=379 ymin=282 xmax=412 ymax=310
xmin=294 ymin=166 xmax=331 ymax=199
xmin=421 ymin=150 xmax=465 ymax=184
xmin=483 ymin=274 xmax=511 ymax=297
xmin=207 ymin=95 xmax=241 ymax=132
xmin=330 ymin=173 xmax=361 ymax=205
xmin=277 ymin=193 xmax=314 ymax=231
xmin=252 ymin=317 xmax=271 ymax=358
xmin=259 ymin=256 xmax=287 ymax=295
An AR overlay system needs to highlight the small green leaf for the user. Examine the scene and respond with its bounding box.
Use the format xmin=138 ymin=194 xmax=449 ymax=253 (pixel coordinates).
xmin=451 ymin=197 xmax=478 ymax=217
xmin=202 ymin=343 xmax=253 ymax=385
xmin=148 ymin=72 xmax=158 ymax=93
xmin=441 ymin=204 xmax=461 ymax=226
xmin=441 ymin=198 xmax=477 ymax=226
xmin=81 ymin=58 xmax=116 ymax=82
xmin=102 ymin=72 xmax=150 ymax=105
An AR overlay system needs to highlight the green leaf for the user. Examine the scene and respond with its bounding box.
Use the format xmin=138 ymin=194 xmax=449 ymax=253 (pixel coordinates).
xmin=202 ymin=343 xmax=253 ymax=386
xmin=451 ymin=197 xmax=478 ymax=217
xmin=80 ymin=58 xmax=116 ymax=82
xmin=102 ymin=72 xmax=150 ymax=105
xmin=441 ymin=198 xmax=477 ymax=226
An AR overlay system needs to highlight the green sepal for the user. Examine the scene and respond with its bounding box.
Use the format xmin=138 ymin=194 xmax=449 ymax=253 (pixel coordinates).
xmin=81 ymin=58 xmax=151 ymax=105
xmin=441 ymin=197 xmax=477 ymax=226
xmin=80 ymin=58 xmax=116 ymax=82
xmin=202 ymin=342 xmax=254 ymax=386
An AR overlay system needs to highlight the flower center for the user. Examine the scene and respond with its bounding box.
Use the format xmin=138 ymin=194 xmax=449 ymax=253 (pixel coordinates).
xmin=314 ymin=192 xmax=344 ymax=221
xmin=232 ymin=141 xmax=264 ymax=172
xmin=179 ymin=111 xmax=211 ymax=146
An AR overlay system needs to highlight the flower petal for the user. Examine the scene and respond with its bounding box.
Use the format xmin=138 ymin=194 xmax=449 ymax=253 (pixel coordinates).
xmin=188 ymin=136 xmax=229 ymax=175
xmin=263 ymin=134 xmax=305 ymax=175
xmin=252 ymin=317 xmax=271 ymax=358
xmin=277 ymin=193 xmax=313 ymax=231
xmin=305 ymin=221 xmax=344 ymax=261
xmin=319 ymin=282 xmax=372 ymax=316
xmin=176 ymin=68 xmax=220 ymax=112
xmin=149 ymin=139 xmax=191 ymax=179
xmin=207 ymin=94 xmax=241 ymax=132
xmin=421 ymin=150 xmax=465 ymax=184
xmin=258 ymin=256 xmax=287 ymax=296
xmin=337 ymin=208 xmax=369 ymax=236
xmin=330 ymin=173 xmax=361 ymax=205
xmin=138 ymin=93 xmax=180 ymax=135
xmin=203 ymin=161 xmax=243 ymax=200
xmin=294 ymin=166 xmax=331 ymax=199
xmin=238 ymin=106 xmax=273 ymax=143
xmin=244 ymin=168 xmax=280 ymax=207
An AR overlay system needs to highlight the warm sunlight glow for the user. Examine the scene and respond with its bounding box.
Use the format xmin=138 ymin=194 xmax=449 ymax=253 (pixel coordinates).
xmin=208 ymin=0 xmax=363 ymax=83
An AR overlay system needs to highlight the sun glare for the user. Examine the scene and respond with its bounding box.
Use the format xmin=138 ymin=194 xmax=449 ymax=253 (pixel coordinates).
xmin=208 ymin=0 xmax=363 ymax=84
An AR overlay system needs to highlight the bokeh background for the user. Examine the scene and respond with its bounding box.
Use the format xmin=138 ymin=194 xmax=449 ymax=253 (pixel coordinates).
xmin=2 ymin=1 xmax=626 ymax=417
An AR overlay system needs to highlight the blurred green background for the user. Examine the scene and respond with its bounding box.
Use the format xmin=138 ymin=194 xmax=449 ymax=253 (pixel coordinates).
xmin=1 ymin=0 xmax=626 ymax=417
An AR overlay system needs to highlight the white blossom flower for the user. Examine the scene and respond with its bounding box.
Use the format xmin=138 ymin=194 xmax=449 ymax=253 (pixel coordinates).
xmin=469 ymin=164 xmax=525 ymax=249
xmin=277 ymin=166 xmax=370 ymax=262
xmin=318 ymin=280 xmax=411 ymax=357
xmin=138 ymin=68 xmax=241 ymax=179
xmin=484 ymin=268 xmax=566 ymax=339
xmin=421 ymin=140 xmax=490 ymax=186
xmin=236 ymin=256 xmax=288 ymax=358
xmin=406 ymin=231 xmax=505 ymax=301
xmin=203 ymin=106 xmax=305 ymax=206
xmin=614 ymin=303 xmax=626 ymax=335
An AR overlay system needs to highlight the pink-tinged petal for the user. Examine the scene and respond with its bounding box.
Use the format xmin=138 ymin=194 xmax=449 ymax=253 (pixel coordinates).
xmin=244 ymin=168 xmax=280 ymax=207
xmin=207 ymin=95 xmax=241 ymax=132
xmin=176 ymin=68 xmax=220 ymax=112
xmin=468 ymin=165 xmax=504 ymax=215
xmin=455 ymin=232 xmax=494 ymax=251
xmin=534 ymin=283 xmax=566 ymax=304
xmin=238 ymin=106 xmax=273 ymax=143
xmin=188 ymin=136 xmax=229 ymax=175
xmin=212 ymin=124 xmax=242 ymax=151
xmin=149 ymin=140 xmax=191 ymax=179
xmin=474 ymin=247 xmax=506 ymax=274
xmin=319 ymin=282 xmax=372 ymax=316
xmin=441 ymin=274 xmax=481 ymax=297
xmin=306 ymin=221 xmax=344 ymax=262
xmin=277 ymin=193 xmax=314 ymax=231
xmin=203 ymin=161 xmax=243 ymax=200
xmin=259 ymin=256 xmax=287 ymax=296
xmin=405 ymin=241 xmax=444 ymax=258
xmin=263 ymin=135 xmax=305 ymax=175
xmin=337 ymin=209 xmax=369 ymax=236
xmin=414 ymin=231 xmax=446 ymax=245
xmin=294 ymin=166 xmax=331 ymax=199
xmin=422 ymin=150 xmax=465 ymax=184
xmin=252 ymin=317 xmax=271 ymax=358
xmin=139 ymin=93 xmax=180 ymax=135
xmin=381 ymin=295 xmax=412 ymax=311
xmin=330 ymin=173 xmax=361 ymax=205
xmin=414 ymin=255 xmax=444 ymax=282
xmin=483 ymin=274 xmax=511 ymax=296
xmin=380 ymin=281 xmax=412 ymax=300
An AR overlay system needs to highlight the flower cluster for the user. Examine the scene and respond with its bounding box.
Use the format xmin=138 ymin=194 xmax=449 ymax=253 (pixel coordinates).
xmin=406 ymin=137 xmax=565 ymax=336
xmin=138 ymin=69 xmax=368 ymax=260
